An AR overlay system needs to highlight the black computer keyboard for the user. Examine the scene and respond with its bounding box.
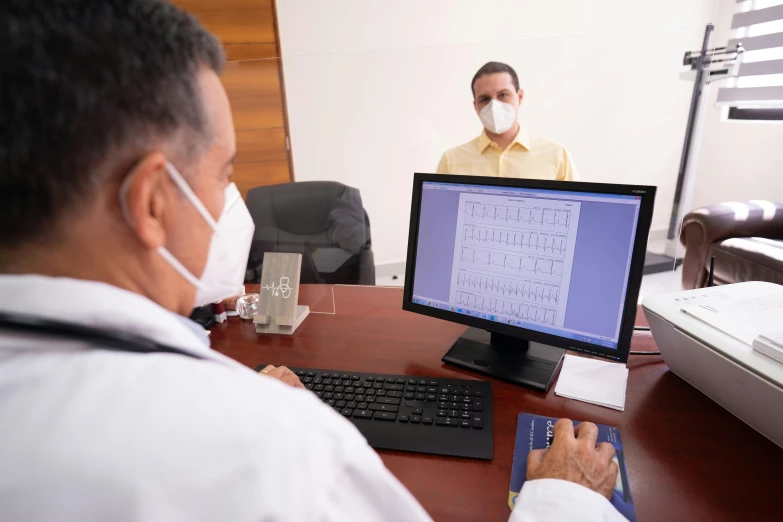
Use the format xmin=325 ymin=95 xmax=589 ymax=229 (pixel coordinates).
xmin=257 ymin=365 xmax=493 ymax=460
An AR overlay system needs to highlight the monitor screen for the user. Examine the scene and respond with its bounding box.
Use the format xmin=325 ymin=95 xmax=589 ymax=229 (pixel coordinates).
xmin=409 ymin=179 xmax=645 ymax=353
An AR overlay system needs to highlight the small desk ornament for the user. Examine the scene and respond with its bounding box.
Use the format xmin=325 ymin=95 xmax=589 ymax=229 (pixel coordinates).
xmin=253 ymin=253 xmax=310 ymax=335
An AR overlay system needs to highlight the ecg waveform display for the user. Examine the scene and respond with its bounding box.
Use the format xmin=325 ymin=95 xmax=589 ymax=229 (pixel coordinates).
xmin=461 ymin=224 xmax=567 ymax=259
xmin=455 ymin=291 xmax=557 ymax=325
xmin=456 ymin=271 xmax=559 ymax=305
xmin=464 ymin=201 xmax=571 ymax=232
xmin=459 ymin=247 xmax=564 ymax=283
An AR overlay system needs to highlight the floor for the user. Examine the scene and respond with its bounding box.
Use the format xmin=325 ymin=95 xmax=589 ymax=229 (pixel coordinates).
xmin=377 ymin=267 xmax=684 ymax=304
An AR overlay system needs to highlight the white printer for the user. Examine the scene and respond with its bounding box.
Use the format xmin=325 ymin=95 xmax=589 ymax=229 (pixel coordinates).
xmin=643 ymin=281 xmax=783 ymax=450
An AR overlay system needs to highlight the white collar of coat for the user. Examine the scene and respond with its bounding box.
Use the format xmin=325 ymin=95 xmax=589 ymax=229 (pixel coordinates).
xmin=0 ymin=274 xmax=236 ymax=366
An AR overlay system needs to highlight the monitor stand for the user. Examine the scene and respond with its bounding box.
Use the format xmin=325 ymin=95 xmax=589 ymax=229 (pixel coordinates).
xmin=442 ymin=328 xmax=566 ymax=392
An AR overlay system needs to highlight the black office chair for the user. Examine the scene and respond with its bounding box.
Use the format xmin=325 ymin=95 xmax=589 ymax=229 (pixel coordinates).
xmin=245 ymin=181 xmax=375 ymax=285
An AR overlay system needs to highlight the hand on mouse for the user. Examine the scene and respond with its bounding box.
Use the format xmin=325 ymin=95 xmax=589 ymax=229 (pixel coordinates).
xmin=526 ymin=418 xmax=618 ymax=499
xmin=258 ymin=365 xmax=305 ymax=389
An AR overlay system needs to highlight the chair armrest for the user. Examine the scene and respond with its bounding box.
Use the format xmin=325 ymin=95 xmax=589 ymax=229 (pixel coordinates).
xmin=680 ymin=201 xmax=783 ymax=289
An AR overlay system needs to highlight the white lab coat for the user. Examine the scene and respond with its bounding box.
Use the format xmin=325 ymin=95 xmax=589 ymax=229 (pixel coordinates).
xmin=0 ymin=275 xmax=626 ymax=522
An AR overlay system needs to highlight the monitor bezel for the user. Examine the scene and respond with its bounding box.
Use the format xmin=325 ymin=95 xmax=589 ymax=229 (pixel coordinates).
xmin=402 ymin=173 xmax=656 ymax=364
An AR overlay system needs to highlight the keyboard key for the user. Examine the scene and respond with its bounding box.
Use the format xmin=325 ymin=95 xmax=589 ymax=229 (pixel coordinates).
xmin=336 ymin=400 xmax=347 ymax=408
xmin=326 ymin=399 xmax=335 ymax=406
xmin=324 ymin=385 xmax=334 ymax=392
xmin=440 ymin=388 xmax=449 ymax=394
xmin=427 ymin=387 xmax=437 ymax=394
xmin=306 ymin=372 xmax=315 ymax=377
xmin=367 ymin=397 xmax=376 ymax=403
xmin=341 ymin=374 xmax=350 ymax=380
xmin=452 ymin=388 xmax=462 ymax=395
xmin=335 ymin=386 xmax=345 ymax=393
xmin=416 ymin=386 xmax=427 ymax=393
xmin=302 ymin=377 xmax=313 ymax=384
xmin=396 ymin=379 xmax=405 ymax=384
xmin=473 ymin=400 xmax=483 ymax=412
xmin=334 ymin=393 xmax=344 ymax=400
xmin=352 ymin=375 xmax=360 ymax=380
xmin=373 ymin=383 xmax=383 ymax=389
xmin=369 ymin=404 xmax=398 ymax=413
xmin=404 ymin=392 xmax=415 ymax=400
xmin=429 ymin=381 xmax=438 ymax=387
xmin=347 ymin=401 xmax=357 ymax=409
xmin=356 ymin=395 xmax=366 ymax=402
xmin=377 ymin=397 xmax=401 ymax=405
xmin=366 ymin=376 xmax=374 ymax=382
xmin=323 ymin=378 xmax=332 ymax=385
xmin=461 ymin=411 xmax=471 ymax=419
xmin=342 ymin=409 xmax=354 ymax=417
xmin=387 ymin=391 xmax=402 ymax=398
xmin=314 ymin=384 xmax=324 ymax=391
xmin=461 ymin=404 xmax=471 ymax=411
xmin=398 ymin=415 xmax=409 ymax=423
xmin=438 ymin=402 xmax=448 ymax=409
xmin=426 ymin=394 xmax=437 ymax=401
xmin=408 ymin=379 xmax=417 ymax=385
xmin=473 ymin=390 xmax=484 ymax=397
xmin=358 ymin=402 xmax=368 ymax=409
xmin=295 ymin=371 xmax=305 ymax=376
xmin=448 ymin=410 xmax=459 ymax=417
xmin=439 ymin=395 xmax=449 ymax=402
xmin=320 ymin=373 xmax=330 ymax=379
xmin=376 ymin=390 xmax=386 ymax=397
xmin=323 ymin=392 xmax=333 ymax=399
xmin=450 ymin=395 xmax=459 ymax=402
xmin=316 ymin=391 xmax=324 ymax=398
xmin=344 ymin=394 xmax=354 ymax=400
xmin=305 ymin=384 xmax=314 ymax=390
xmin=415 ymin=393 xmax=426 ymax=400
xmin=353 ymin=409 xmax=373 ymax=418
xmin=437 ymin=409 xmax=447 ymax=417
xmin=422 ymin=416 xmax=433 ymax=424
xmin=334 ymin=406 xmax=341 ymax=412
xmin=462 ymin=396 xmax=472 ymax=403
xmin=449 ymin=402 xmax=459 ymax=409
xmin=313 ymin=377 xmax=323 ymax=384
xmin=384 ymin=383 xmax=404 ymax=391
xmin=436 ymin=417 xmax=459 ymax=427
xmin=413 ymin=408 xmax=423 ymax=415
xmin=345 ymin=387 xmax=355 ymax=393
xmin=376 ymin=377 xmax=385 ymax=383
xmin=367 ymin=389 xmax=376 ymax=396
xmin=410 ymin=415 xmax=421 ymax=423
xmin=374 ymin=411 xmax=396 ymax=421
xmin=331 ymin=373 xmax=340 ymax=379
xmin=460 ymin=419 xmax=471 ymax=428
xmin=419 ymin=379 xmax=427 ymax=385
xmin=472 ymin=415 xmax=483 ymax=429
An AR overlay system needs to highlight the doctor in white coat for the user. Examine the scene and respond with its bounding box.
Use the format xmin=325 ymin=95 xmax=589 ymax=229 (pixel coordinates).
xmin=0 ymin=1 xmax=624 ymax=521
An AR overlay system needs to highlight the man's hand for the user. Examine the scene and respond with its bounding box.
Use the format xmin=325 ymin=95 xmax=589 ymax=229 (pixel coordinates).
xmin=526 ymin=418 xmax=618 ymax=499
xmin=258 ymin=365 xmax=305 ymax=389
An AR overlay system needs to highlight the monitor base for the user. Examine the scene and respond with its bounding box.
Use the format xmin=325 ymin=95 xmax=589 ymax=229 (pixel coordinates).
xmin=442 ymin=328 xmax=566 ymax=392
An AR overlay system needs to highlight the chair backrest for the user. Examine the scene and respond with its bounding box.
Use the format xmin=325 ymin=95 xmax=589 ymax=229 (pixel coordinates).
xmin=245 ymin=181 xmax=374 ymax=285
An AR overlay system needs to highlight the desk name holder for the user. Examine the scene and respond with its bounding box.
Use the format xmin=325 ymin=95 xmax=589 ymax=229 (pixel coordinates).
xmin=253 ymin=252 xmax=310 ymax=335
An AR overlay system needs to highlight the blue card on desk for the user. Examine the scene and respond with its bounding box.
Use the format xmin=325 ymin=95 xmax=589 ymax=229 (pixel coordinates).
xmin=508 ymin=413 xmax=636 ymax=521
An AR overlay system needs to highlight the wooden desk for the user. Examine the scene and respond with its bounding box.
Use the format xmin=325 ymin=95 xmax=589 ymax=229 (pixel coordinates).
xmin=210 ymin=285 xmax=782 ymax=522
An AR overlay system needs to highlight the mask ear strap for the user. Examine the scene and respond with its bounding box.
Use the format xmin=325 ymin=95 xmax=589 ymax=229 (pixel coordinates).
xmin=165 ymin=163 xmax=219 ymax=231
xmin=156 ymin=246 xmax=206 ymax=290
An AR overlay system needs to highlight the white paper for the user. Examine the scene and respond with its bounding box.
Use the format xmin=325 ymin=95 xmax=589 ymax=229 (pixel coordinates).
xmin=554 ymin=355 xmax=629 ymax=411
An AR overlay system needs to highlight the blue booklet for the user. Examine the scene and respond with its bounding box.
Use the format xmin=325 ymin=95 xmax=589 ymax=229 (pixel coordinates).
xmin=508 ymin=413 xmax=636 ymax=522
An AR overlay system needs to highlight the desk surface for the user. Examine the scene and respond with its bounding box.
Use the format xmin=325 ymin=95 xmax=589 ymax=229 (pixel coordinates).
xmin=210 ymin=285 xmax=782 ymax=522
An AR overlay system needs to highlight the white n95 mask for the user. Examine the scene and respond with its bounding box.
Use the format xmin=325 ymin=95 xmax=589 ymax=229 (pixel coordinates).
xmin=479 ymin=99 xmax=517 ymax=135
xmin=120 ymin=162 xmax=255 ymax=307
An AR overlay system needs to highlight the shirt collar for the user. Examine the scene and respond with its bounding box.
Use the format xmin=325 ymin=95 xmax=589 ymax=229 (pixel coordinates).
xmin=476 ymin=125 xmax=531 ymax=152
xmin=0 ymin=274 xmax=233 ymax=365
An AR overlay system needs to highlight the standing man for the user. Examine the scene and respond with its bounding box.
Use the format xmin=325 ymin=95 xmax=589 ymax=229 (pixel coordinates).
xmin=437 ymin=62 xmax=578 ymax=180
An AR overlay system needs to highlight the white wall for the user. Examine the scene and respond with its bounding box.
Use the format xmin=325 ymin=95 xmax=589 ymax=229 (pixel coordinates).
xmin=690 ymin=0 xmax=783 ymax=212
xmin=276 ymin=0 xmax=721 ymax=266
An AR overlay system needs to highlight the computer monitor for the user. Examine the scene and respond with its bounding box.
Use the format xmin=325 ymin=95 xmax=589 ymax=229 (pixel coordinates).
xmin=402 ymin=173 xmax=655 ymax=391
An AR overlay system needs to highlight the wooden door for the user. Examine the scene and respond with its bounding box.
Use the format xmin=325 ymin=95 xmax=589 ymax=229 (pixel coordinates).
xmin=171 ymin=0 xmax=293 ymax=197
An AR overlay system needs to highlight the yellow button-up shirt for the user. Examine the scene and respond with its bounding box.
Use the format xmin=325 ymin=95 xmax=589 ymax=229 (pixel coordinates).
xmin=436 ymin=127 xmax=578 ymax=181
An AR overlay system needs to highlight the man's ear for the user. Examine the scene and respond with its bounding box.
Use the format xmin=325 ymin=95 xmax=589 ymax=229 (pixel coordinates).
xmin=517 ymin=89 xmax=525 ymax=106
xmin=122 ymin=152 xmax=171 ymax=249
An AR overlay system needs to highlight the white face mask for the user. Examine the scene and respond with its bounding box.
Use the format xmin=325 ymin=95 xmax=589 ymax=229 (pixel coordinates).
xmin=120 ymin=162 xmax=255 ymax=308
xmin=479 ymin=99 xmax=518 ymax=135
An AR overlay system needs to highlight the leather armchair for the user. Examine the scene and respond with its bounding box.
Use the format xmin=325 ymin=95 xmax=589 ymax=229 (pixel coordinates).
xmin=680 ymin=201 xmax=783 ymax=290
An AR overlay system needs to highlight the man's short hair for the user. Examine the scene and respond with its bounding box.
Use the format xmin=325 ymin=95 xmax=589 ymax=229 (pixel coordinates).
xmin=0 ymin=0 xmax=225 ymax=250
xmin=471 ymin=62 xmax=520 ymax=97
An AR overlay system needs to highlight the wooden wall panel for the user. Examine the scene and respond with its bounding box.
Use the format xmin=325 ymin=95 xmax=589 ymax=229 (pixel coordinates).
xmin=172 ymin=0 xmax=293 ymax=197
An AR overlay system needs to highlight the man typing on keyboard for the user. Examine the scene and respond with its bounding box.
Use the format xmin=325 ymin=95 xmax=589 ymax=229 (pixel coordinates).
xmin=0 ymin=2 xmax=623 ymax=521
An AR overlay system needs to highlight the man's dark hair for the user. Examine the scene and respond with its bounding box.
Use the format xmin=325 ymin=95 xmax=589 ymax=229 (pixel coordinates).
xmin=471 ymin=62 xmax=520 ymax=97
xmin=0 ymin=0 xmax=225 ymax=251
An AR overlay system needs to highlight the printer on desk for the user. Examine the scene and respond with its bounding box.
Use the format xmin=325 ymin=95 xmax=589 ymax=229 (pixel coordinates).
xmin=643 ymin=281 xmax=783 ymax=450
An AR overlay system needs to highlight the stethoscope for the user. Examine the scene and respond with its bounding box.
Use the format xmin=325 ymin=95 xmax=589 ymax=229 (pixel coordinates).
xmin=0 ymin=311 xmax=205 ymax=360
